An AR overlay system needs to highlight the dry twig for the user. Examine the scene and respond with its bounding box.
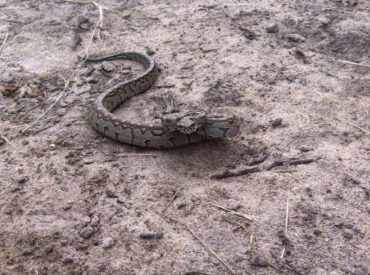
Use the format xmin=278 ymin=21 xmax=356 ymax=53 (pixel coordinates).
xmin=157 ymin=211 xmax=237 ymax=274
xmin=285 ymin=198 xmax=289 ymax=235
xmin=162 ymin=189 xmax=180 ymax=213
xmin=347 ymin=122 xmax=370 ymax=135
xmin=211 ymin=158 xmax=315 ymax=179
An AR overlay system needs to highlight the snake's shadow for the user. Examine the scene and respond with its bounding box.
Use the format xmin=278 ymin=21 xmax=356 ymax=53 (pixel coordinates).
xmin=155 ymin=139 xmax=245 ymax=177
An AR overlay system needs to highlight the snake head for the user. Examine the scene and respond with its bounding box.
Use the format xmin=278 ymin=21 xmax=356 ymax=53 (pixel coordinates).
xmin=161 ymin=110 xmax=206 ymax=134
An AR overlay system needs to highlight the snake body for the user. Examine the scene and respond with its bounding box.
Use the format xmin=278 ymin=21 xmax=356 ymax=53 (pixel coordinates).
xmin=87 ymin=52 xmax=238 ymax=148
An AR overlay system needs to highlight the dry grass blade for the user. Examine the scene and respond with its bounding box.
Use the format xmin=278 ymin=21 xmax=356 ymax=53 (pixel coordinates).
xmin=157 ymin=211 xmax=237 ymax=274
xmin=338 ymin=59 xmax=370 ymax=69
xmin=20 ymin=1 xmax=113 ymax=133
xmin=0 ymin=133 xmax=15 ymax=148
xmin=21 ymin=75 xmax=69 ymax=133
xmin=63 ymin=0 xmax=111 ymax=58
xmin=0 ymin=31 xmax=9 ymax=52
xmin=212 ymin=202 xmax=256 ymax=222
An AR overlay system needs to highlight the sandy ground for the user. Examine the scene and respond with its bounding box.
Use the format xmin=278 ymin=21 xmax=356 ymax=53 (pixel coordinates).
xmin=0 ymin=0 xmax=369 ymax=274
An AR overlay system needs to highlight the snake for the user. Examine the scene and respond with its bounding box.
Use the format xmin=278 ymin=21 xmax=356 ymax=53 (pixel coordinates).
xmin=86 ymin=52 xmax=239 ymax=149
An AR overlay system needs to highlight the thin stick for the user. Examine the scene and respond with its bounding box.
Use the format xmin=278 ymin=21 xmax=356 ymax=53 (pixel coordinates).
xmin=347 ymin=122 xmax=370 ymax=135
xmin=212 ymin=202 xmax=256 ymax=222
xmin=21 ymin=75 xmax=69 ymax=133
xmin=157 ymin=211 xmax=237 ymax=274
xmin=285 ymin=198 xmax=289 ymax=235
xmin=281 ymin=198 xmax=289 ymax=259
xmin=162 ymin=189 xmax=179 ymax=213
xmin=338 ymin=59 xmax=370 ymax=69
xmin=0 ymin=133 xmax=15 ymax=148
xmin=0 ymin=31 xmax=9 ymax=52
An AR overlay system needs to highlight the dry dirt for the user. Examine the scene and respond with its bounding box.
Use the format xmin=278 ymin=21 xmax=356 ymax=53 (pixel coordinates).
xmin=0 ymin=0 xmax=369 ymax=274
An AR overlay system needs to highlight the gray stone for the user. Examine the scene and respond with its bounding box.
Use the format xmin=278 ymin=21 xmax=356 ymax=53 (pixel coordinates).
xmin=299 ymin=145 xmax=313 ymax=152
xmin=102 ymin=237 xmax=114 ymax=249
xmin=74 ymin=84 xmax=91 ymax=95
xmin=225 ymin=199 xmax=242 ymax=211
xmin=62 ymin=254 xmax=73 ymax=264
xmin=343 ymin=229 xmax=353 ymax=240
xmin=82 ymin=216 xmax=91 ymax=226
xmin=106 ymin=188 xmax=118 ymax=198
xmin=98 ymin=263 xmax=107 ymax=272
xmin=91 ymin=216 xmax=100 ymax=227
xmin=56 ymin=108 xmax=66 ymax=116
xmin=80 ymin=226 xmax=94 ymax=239
xmin=62 ymin=202 xmax=73 ymax=211
xmin=286 ymin=33 xmax=306 ymax=42
xmin=250 ymin=255 xmax=268 ymax=267
xmin=266 ymin=22 xmax=279 ymax=33
xmin=122 ymin=69 xmax=131 ymax=75
xmin=79 ymin=23 xmax=89 ymax=30
xmin=101 ymin=62 xmax=115 ymax=72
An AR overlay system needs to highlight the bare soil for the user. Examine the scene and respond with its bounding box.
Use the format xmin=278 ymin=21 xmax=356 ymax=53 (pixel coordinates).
xmin=0 ymin=0 xmax=369 ymax=274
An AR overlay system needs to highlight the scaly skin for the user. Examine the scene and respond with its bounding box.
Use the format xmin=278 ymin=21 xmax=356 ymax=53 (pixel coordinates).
xmin=87 ymin=52 xmax=239 ymax=148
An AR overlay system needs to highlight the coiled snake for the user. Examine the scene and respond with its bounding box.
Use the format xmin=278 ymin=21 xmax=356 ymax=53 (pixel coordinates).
xmin=86 ymin=52 xmax=239 ymax=148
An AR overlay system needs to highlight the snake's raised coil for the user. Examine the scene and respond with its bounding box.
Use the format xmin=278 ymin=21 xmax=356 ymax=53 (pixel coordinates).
xmin=87 ymin=52 xmax=239 ymax=148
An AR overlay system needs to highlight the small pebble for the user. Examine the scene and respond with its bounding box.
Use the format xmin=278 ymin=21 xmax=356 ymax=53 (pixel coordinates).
xmin=286 ymin=33 xmax=306 ymax=42
xmin=86 ymin=77 xmax=98 ymax=84
xmin=62 ymin=254 xmax=73 ymax=264
xmin=266 ymin=22 xmax=279 ymax=33
xmin=22 ymin=248 xmax=34 ymax=256
xmin=82 ymin=216 xmax=91 ymax=225
xmin=122 ymin=69 xmax=131 ymax=75
xmin=80 ymin=226 xmax=94 ymax=239
xmin=0 ymin=138 xmax=5 ymax=146
xmin=300 ymin=145 xmax=313 ymax=152
xmin=62 ymin=202 xmax=73 ymax=211
xmin=91 ymin=216 xmax=100 ymax=227
xmin=343 ymin=229 xmax=353 ymax=240
xmin=146 ymin=48 xmax=156 ymax=56
xmin=45 ymin=245 xmax=54 ymax=254
xmin=106 ymin=188 xmax=118 ymax=198
xmin=102 ymin=237 xmax=114 ymax=249
xmin=249 ymin=255 xmax=268 ymax=267
xmin=101 ymin=62 xmax=115 ymax=72
xmin=61 ymin=240 xmax=68 ymax=246
xmin=98 ymin=263 xmax=107 ymax=272
xmin=271 ymin=118 xmax=283 ymax=127
xmin=79 ymin=22 xmax=89 ymax=31
xmin=56 ymin=108 xmax=66 ymax=116
xmin=225 ymin=199 xmax=241 ymax=211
